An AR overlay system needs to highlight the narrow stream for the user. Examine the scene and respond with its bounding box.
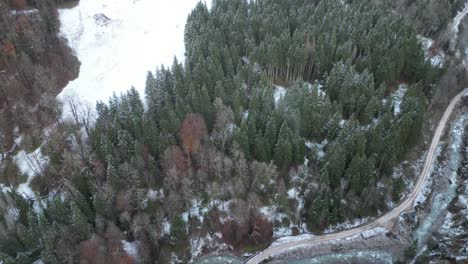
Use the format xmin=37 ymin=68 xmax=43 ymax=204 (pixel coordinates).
xmin=413 ymin=113 xmax=467 ymax=250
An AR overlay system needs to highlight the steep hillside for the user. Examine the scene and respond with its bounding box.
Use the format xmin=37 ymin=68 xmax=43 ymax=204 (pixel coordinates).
xmin=0 ymin=0 xmax=79 ymax=185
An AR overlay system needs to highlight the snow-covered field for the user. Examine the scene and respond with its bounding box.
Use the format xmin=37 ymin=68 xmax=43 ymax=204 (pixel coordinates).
xmin=58 ymin=0 xmax=212 ymax=114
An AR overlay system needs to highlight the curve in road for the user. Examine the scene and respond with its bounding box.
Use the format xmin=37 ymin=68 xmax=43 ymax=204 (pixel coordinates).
xmin=246 ymin=88 xmax=468 ymax=264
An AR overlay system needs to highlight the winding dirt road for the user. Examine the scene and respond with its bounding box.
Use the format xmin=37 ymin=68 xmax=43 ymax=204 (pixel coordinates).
xmin=245 ymin=88 xmax=468 ymax=264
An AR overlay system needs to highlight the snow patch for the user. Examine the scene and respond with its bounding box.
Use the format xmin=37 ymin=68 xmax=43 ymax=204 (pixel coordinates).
xmin=121 ymin=240 xmax=139 ymax=260
xmin=324 ymin=217 xmax=371 ymax=234
xmin=14 ymin=147 xmax=48 ymax=178
xmin=273 ymin=85 xmax=286 ymax=104
xmin=58 ymin=0 xmax=213 ymax=116
xmin=345 ymin=227 xmax=387 ymax=241
xmin=190 ymin=234 xmax=212 ymax=260
xmin=418 ymin=36 xmax=445 ymax=68
xmin=308 ymin=82 xmax=326 ymax=97
xmin=162 ymin=218 xmax=171 ymax=235
xmin=13 ymin=147 xmax=49 ymax=200
xmin=391 ymin=83 xmax=408 ymax=116
xmin=147 ymin=188 xmax=163 ymax=202
xmin=305 ymin=140 xmax=327 ymax=160
xmin=182 ymin=199 xmax=209 ymax=225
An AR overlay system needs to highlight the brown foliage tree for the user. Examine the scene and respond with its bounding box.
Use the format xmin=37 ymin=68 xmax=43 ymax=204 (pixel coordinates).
xmin=179 ymin=113 xmax=207 ymax=155
xmin=10 ymin=0 xmax=26 ymax=10
xmin=79 ymin=224 xmax=135 ymax=264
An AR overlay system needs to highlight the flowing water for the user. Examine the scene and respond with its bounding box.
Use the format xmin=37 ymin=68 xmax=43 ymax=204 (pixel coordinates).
xmin=412 ymin=113 xmax=467 ymax=250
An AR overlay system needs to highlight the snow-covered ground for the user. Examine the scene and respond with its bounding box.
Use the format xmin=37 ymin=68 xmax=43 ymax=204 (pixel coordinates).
xmin=122 ymin=240 xmax=139 ymax=260
xmin=392 ymin=83 xmax=408 ymax=116
xmin=305 ymin=139 xmax=327 ymax=160
xmin=323 ymin=217 xmax=371 ymax=234
xmin=418 ymin=35 xmax=445 ymax=68
xmin=273 ymin=85 xmax=286 ymax=104
xmin=58 ymin=0 xmax=212 ymax=116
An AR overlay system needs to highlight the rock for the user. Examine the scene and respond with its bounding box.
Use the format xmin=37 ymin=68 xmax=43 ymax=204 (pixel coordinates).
xmin=93 ymin=13 xmax=111 ymax=26
xmin=427 ymin=235 xmax=439 ymax=250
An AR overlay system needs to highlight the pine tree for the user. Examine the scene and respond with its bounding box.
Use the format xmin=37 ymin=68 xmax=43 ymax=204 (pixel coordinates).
xmin=71 ymin=204 xmax=90 ymax=240
xmin=274 ymin=123 xmax=293 ymax=170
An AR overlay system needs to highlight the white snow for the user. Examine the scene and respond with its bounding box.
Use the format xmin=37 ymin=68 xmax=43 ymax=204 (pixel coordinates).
xmin=259 ymin=205 xmax=287 ymax=223
xmin=308 ymin=82 xmax=326 ymax=97
xmin=391 ymin=83 xmax=408 ymax=116
xmin=418 ymin=35 xmax=445 ymax=68
xmin=162 ymin=218 xmax=171 ymax=235
xmin=324 ymin=217 xmax=371 ymax=234
xmin=287 ymin=187 xmax=304 ymax=217
xmin=273 ymin=85 xmax=286 ymax=104
xmin=10 ymin=9 xmax=38 ymax=16
xmin=271 ymin=233 xmax=315 ymax=246
xmin=121 ymin=240 xmax=139 ymax=259
xmin=14 ymin=147 xmax=48 ymax=178
xmin=344 ymin=227 xmax=387 ymax=241
xmin=14 ymin=135 xmax=23 ymax=146
xmin=182 ymin=199 xmax=209 ymax=224
xmin=13 ymin=147 xmax=49 ymax=199
xmin=339 ymin=119 xmax=346 ymax=128
xmin=259 ymin=203 xmax=308 ymax=238
xmin=242 ymin=110 xmax=249 ymax=120
xmin=450 ymin=2 xmax=468 ymax=51
xmin=305 ymin=140 xmax=327 ymax=160
xmin=190 ymin=235 xmax=208 ymax=260
xmin=58 ymin=0 xmax=212 ymax=116
xmin=147 ymin=188 xmax=163 ymax=202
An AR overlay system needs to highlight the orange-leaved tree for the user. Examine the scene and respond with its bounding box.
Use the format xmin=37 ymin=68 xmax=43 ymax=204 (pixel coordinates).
xmin=179 ymin=113 xmax=207 ymax=156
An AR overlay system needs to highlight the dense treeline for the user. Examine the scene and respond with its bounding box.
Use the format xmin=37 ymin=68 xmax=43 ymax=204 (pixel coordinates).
xmin=385 ymin=0 xmax=465 ymax=37
xmin=0 ymin=0 xmax=442 ymax=262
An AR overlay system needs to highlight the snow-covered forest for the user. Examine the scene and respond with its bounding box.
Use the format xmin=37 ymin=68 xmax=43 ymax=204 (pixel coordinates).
xmin=0 ymin=0 xmax=467 ymax=263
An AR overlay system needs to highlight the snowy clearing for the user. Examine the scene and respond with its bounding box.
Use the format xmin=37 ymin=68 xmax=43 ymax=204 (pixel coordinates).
xmin=13 ymin=147 xmax=49 ymax=199
xmin=58 ymin=0 xmax=212 ymax=117
xmin=273 ymin=85 xmax=286 ymax=104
